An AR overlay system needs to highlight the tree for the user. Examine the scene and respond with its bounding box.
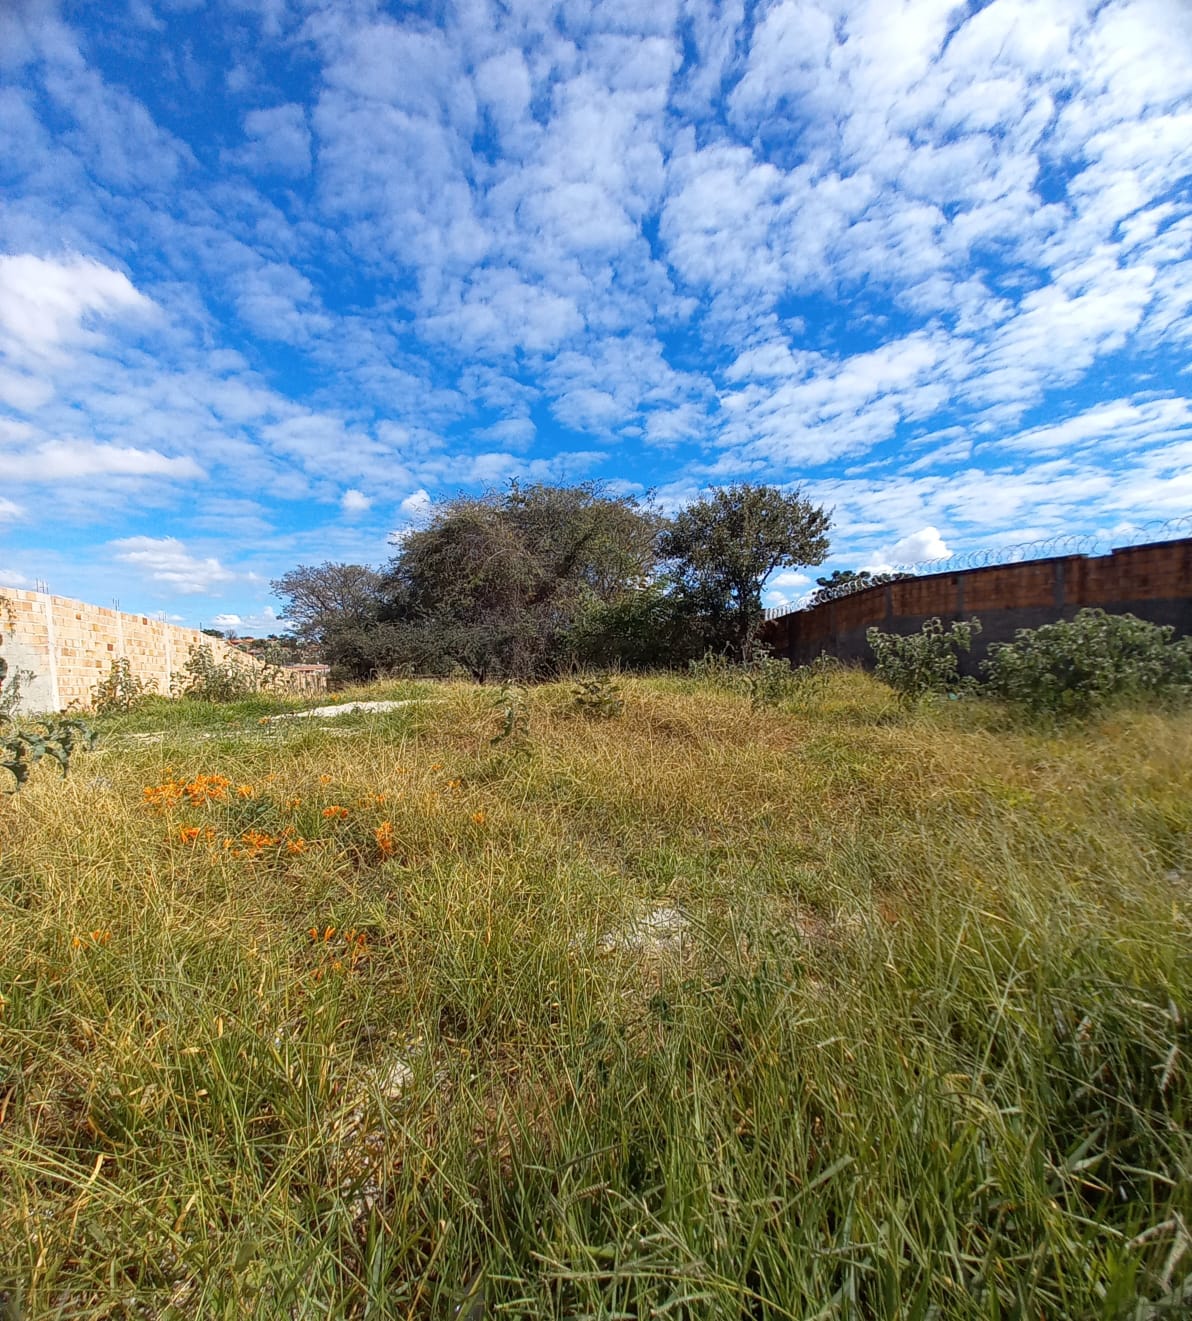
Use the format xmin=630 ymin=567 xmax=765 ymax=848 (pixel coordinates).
xmin=380 ymin=482 xmax=665 ymax=680
xmin=660 ymin=484 xmax=831 ymax=659
xmin=270 ymin=563 xmax=383 ymax=646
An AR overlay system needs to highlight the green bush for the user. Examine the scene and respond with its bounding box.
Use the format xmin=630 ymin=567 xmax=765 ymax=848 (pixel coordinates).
xmin=867 ymin=617 xmax=981 ymax=703
xmin=92 ymin=657 xmax=156 ymax=714
xmin=171 ymin=644 xmax=274 ymax=703
xmin=0 ymin=656 xmax=96 ymax=791
xmin=982 ymin=608 xmax=1192 ymax=718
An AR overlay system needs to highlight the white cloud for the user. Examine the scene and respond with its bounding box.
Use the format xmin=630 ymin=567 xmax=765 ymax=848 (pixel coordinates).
xmin=763 ymin=567 xmax=812 ymax=610
xmin=887 ymin=526 xmax=951 ymax=565
xmin=109 ymin=536 xmax=235 ymax=594
xmin=0 ymin=496 xmax=24 ymax=522
xmin=398 ymin=488 xmax=432 ymax=520
xmin=210 ymin=612 xmax=241 ymax=627
xmin=0 ymin=440 xmax=204 ymax=482
xmin=0 ymin=252 xmax=154 ymax=365
xmin=236 ymin=103 xmax=311 ymax=176
xmin=340 ymin=488 xmax=372 ymax=515
xmin=0 ymin=566 xmax=31 ymax=587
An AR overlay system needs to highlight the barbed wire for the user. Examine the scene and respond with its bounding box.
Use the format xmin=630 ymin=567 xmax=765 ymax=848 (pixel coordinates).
xmin=890 ymin=515 xmax=1192 ymax=576
xmin=765 ymin=515 xmax=1192 ymax=617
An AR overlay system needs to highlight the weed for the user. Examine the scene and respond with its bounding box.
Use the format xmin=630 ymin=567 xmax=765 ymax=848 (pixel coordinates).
xmin=490 ymin=682 xmax=530 ymax=749
xmin=571 ymin=673 xmax=624 ymax=719
xmin=92 ymin=656 xmax=156 ymax=714
xmin=170 ymin=643 xmax=277 ymax=703
xmin=0 ymin=657 xmax=96 ymax=791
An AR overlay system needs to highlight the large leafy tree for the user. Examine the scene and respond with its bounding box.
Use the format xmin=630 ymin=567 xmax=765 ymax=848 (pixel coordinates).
xmin=661 ymin=484 xmax=831 ymax=658
xmin=380 ymin=482 xmax=665 ymax=680
xmin=270 ymin=563 xmax=383 ymax=646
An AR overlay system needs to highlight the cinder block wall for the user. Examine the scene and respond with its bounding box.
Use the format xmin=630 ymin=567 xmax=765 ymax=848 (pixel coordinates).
xmin=762 ymin=537 xmax=1192 ymax=669
xmin=0 ymin=588 xmax=325 ymax=712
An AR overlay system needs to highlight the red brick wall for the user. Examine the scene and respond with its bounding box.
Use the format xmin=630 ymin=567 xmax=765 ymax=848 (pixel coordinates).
xmin=762 ymin=537 xmax=1192 ymax=666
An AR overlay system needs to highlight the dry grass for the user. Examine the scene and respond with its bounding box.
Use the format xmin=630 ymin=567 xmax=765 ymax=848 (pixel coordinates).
xmin=1 ymin=670 xmax=1188 ymax=1317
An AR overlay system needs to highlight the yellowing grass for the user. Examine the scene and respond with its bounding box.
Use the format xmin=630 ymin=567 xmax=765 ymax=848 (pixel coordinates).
xmin=1 ymin=671 xmax=1189 ymax=1318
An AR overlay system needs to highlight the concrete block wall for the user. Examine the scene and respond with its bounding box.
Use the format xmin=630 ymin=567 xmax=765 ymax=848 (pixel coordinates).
xmin=0 ymin=588 xmax=326 ymax=712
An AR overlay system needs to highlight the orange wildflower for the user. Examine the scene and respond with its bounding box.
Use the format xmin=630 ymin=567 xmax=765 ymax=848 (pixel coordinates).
xmin=471 ymin=811 xmax=486 ymax=826
xmin=374 ymin=821 xmax=396 ymax=857
xmin=236 ymin=784 xmax=254 ymax=798
xmin=322 ymin=805 xmax=349 ymax=820
xmin=179 ymin=826 xmax=201 ymax=844
xmin=319 ymin=774 xmax=333 ymax=785
xmin=286 ymin=838 xmax=306 ymax=855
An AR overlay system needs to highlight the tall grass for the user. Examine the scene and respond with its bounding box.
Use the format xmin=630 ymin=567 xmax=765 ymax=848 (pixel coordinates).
xmin=1 ymin=671 xmax=1188 ymax=1318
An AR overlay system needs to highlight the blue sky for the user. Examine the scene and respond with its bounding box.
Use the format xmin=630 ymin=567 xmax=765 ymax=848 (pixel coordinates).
xmin=1 ymin=0 xmax=1190 ymax=631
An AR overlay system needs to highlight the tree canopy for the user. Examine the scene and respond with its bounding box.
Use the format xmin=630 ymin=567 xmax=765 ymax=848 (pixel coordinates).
xmin=271 ymin=481 xmax=832 ymax=679
xmin=660 ymin=484 xmax=831 ymax=658
xmin=270 ymin=563 xmax=383 ymax=645
xmin=379 ymin=482 xmax=665 ymax=680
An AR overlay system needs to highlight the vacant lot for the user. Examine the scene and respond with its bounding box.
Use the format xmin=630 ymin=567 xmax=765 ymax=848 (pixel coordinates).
xmin=2 ymin=672 xmax=1189 ymax=1318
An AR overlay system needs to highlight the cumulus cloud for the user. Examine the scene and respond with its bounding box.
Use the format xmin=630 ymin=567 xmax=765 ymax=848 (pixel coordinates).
xmin=398 ymin=488 xmax=432 ymax=520
xmin=0 ymin=496 xmax=24 ymax=522
xmin=3 ymin=0 xmax=1192 ymax=615
xmin=0 ymin=252 xmax=154 ymax=364
xmin=887 ymin=526 xmax=951 ymax=565
xmin=109 ymin=537 xmax=235 ymax=594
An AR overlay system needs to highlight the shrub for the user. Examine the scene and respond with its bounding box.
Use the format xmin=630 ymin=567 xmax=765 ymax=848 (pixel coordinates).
xmin=867 ymin=617 xmax=981 ymax=703
xmin=92 ymin=657 xmax=156 ymax=713
xmin=171 ymin=644 xmax=273 ymax=703
xmin=982 ymin=608 xmax=1192 ymax=719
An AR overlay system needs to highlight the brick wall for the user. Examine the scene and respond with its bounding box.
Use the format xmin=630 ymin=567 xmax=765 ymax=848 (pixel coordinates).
xmin=0 ymin=588 xmax=326 ymax=712
xmin=762 ymin=537 xmax=1192 ymax=670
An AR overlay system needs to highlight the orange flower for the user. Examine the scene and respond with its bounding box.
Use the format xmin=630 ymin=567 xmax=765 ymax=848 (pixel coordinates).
xmin=471 ymin=811 xmax=486 ymax=826
xmin=319 ymin=774 xmax=333 ymax=785
xmin=236 ymin=784 xmax=254 ymax=798
xmin=374 ymin=821 xmax=395 ymax=857
xmin=179 ymin=826 xmax=201 ymax=844
xmin=286 ymin=838 xmax=306 ymax=855
xmin=322 ymin=805 xmax=349 ymax=820
xmin=286 ymin=797 xmax=302 ymax=810
xmin=430 ymin=762 xmax=443 ymax=772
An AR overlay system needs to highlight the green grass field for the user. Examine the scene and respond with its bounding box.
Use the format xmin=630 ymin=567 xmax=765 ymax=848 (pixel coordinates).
xmin=1 ymin=672 xmax=1189 ymax=1318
